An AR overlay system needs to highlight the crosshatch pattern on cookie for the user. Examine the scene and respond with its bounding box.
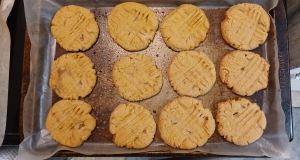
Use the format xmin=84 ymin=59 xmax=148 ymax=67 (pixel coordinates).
xmin=51 ymin=5 xmax=99 ymax=51
xmin=109 ymin=103 xmax=156 ymax=149
xmin=112 ymin=53 xmax=163 ymax=101
xmin=216 ymin=98 xmax=266 ymax=146
xmin=168 ymin=51 xmax=216 ymax=97
xmin=108 ymin=2 xmax=159 ymax=51
xmin=160 ymin=4 xmax=210 ymax=51
xmin=49 ymin=53 xmax=97 ymax=100
xmin=221 ymin=3 xmax=270 ymax=50
xmin=159 ymin=96 xmax=215 ymax=149
xmin=46 ymin=100 xmax=96 ymax=147
xmin=219 ymin=50 xmax=270 ymax=96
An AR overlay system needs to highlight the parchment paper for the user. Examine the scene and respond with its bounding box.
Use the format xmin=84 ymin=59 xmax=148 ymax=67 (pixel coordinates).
xmin=17 ymin=0 xmax=292 ymax=159
xmin=0 ymin=0 xmax=14 ymax=146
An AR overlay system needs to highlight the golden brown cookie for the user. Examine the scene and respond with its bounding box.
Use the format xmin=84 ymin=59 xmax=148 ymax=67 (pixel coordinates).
xmin=168 ymin=51 xmax=216 ymax=97
xmin=112 ymin=53 xmax=162 ymax=101
xmin=221 ymin=3 xmax=270 ymax=50
xmin=216 ymin=98 xmax=266 ymax=146
xmin=219 ymin=50 xmax=270 ymax=96
xmin=49 ymin=53 xmax=97 ymax=99
xmin=51 ymin=5 xmax=99 ymax=51
xmin=109 ymin=103 xmax=156 ymax=149
xmin=160 ymin=4 xmax=209 ymax=51
xmin=46 ymin=100 xmax=96 ymax=147
xmin=159 ymin=96 xmax=215 ymax=149
xmin=108 ymin=2 xmax=159 ymax=51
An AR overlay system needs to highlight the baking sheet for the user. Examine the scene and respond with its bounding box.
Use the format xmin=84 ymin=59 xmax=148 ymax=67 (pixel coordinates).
xmin=0 ymin=0 xmax=14 ymax=146
xmin=17 ymin=0 xmax=292 ymax=159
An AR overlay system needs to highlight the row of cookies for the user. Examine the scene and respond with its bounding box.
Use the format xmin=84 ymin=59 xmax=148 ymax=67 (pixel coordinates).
xmin=50 ymin=2 xmax=270 ymax=53
xmin=112 ymin=49 xmax=270 ymax=102
xmin=47 ymin=5 xmax=101 ymax=147
xmin=217 ymin=2 xmax=270 ymax=148
xmin=49 ymin=5 xmax=98 ymax=96
xmin=110 ymin=96 xmax=266 ymax=149
xmin=47 ymin=53 xmax=98 ymax=147
xmin=45 ymin=93 xmax=266 ymax=148
xmin=108 ymin=2 xmax=210 ymax=52
xmin=50 ymin=3 xmax=207 ymax=52
xmin=111 ymin=2 xmax=269 ymax=51
xmin=111 ymin=51 xmax=213 ymax=101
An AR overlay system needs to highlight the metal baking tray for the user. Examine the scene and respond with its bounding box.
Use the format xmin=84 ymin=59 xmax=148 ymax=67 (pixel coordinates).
xmin=18 ymin=0 xmax=293 ymax=158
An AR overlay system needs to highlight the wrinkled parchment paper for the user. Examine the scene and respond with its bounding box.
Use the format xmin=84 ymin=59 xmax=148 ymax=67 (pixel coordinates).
xmin=0 ymin=0 xmax=14 ymax=146
xmin=17 ymin=0 xmax=292 ymax=159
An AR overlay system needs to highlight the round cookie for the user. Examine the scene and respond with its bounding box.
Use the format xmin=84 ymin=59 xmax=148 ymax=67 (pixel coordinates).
xmin=219 ymin=50 xmax=270 ymax=96
xmin=216 ymin=98 xmax=266 ymax=146
xmin=51 ymin=5 xmax=99 ymax=51
xmin=108 ymin=2 xmax=159 ymax=51
xmin=168 ymin=51 xmax=216 ymax=97
xmin=109 ymin=103 xmax=156 ymax=149
xmin=221 ymin=3 xmax=270 ymax=50
xmin=49 ymin=53 xmax=97 ymax=99
xmin=160 ymin=4 xmax=209 ymax=51
xmin=159 ymin=96 xmax=215 ymax=149
xmin=46 ymin=100 xmax=96 ymax=147
xmin=112 ymin=53 xmax=163 ymax=101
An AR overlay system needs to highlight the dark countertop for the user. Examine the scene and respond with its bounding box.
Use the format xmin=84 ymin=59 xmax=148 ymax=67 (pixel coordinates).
xmin=3 ymin=0 xmax=25 ymax=146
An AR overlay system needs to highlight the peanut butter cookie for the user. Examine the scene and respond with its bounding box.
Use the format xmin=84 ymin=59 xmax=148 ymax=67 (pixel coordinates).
xmin=159 ymin=96 xmax=215 ymax=149
xmin=112 ymin=53 xmax=162 ymax=101
xmin=51 ymin=5 xmax=99 ymax=51
xmin=108 ymin=2 xmax=158 ymax=51
xmin=221 ymin=3 xmax=270 ymax=50
xmin=160 ymin=4 xmax=209 ymax=51
xmin=49 ymin=53 xmax=97 ymax=99
xmin=168 ymin=51 xmax=216 ymax=97
xmin=109 ymin=103 xmax=156 ymax=149
xmin=216 ymin=98 xmax=266 ymax=146
xmin=219 ymin=50 xmax=270 ymax=96
xmin=46 ymin=100 xmax=96 ymax=147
